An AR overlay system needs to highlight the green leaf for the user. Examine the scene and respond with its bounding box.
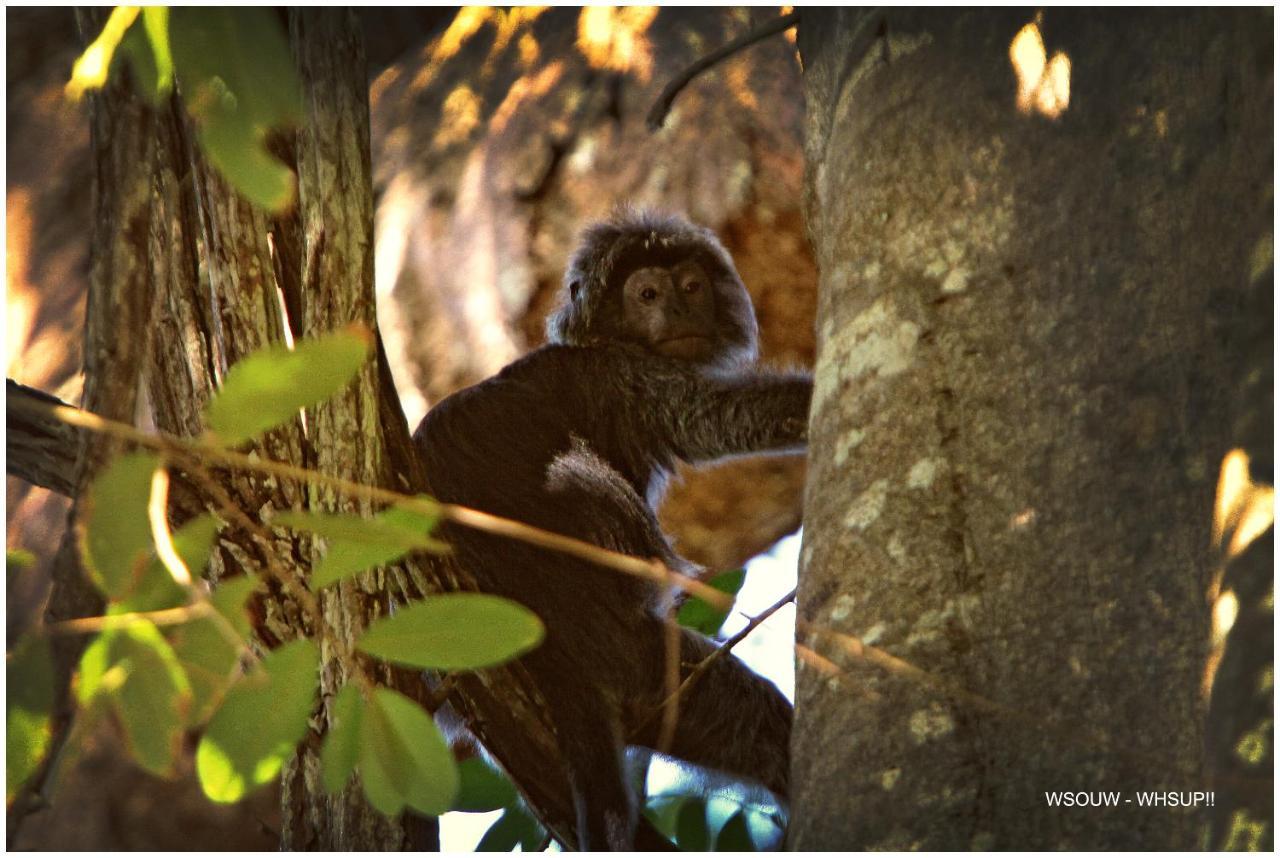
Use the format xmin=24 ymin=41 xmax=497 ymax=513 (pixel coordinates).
xmin=196 ymin=638 xmax=318 ymax=802
xmin=453 ymin=758 xmax=518 ymax=812
xmin=359 ymin=688 xmax=458 ymax=817
xmin=7 ymin=635 xmax=54 ymax=801
xmin=677 ymin=568 xmax=746 ymax=635
xmin=203 ymin=327 xmax=373 ymax=447
xmin=168 ymin=8 xmax=301 ymax=212
xmin=321 ymin=684 xmax=363 ymax=794
xmin=168 ymin=576 xmax=259 ymax=726
xmin=357 ymin=595 xmax=544 ymax=671
xmin=115 ymin=8 xmax=162 ymax=104
xmin=76 ymin=621 xmax=192 ymax=777
xmin=274 ymin=500 xmax=446 ymax=590
xmin=81 ymin=452 xmax=158 ymax=601
xmin=7 ymin=548 xmax=36 ymax=570
xmin=140 ymin=8 xmax=173 ymax=94
xmin=210 ymin=575 xmax=260 ymax=640
xmin=674 ymin=798 xmax=710 ymax=851
xmin=66 ymin=6 xmax=141 ymax=101
xmin=116 ymin=514 xmax=221 ymax=614
xmin=475 ymin=806 xmax=544 ymax=852
xmin=715 ymin=809 xmax=755 ymax=851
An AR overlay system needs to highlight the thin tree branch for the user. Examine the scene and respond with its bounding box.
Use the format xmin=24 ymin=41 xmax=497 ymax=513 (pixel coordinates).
xmin=646 ymin=10 xmax=801 ymax=131
xmin=7 ymin=383 xmax=734 ymax=612
xmin=6 ymin=379 xmax=82 ymax=496
xmin=637 ymin=586 xmax=797 ymax=736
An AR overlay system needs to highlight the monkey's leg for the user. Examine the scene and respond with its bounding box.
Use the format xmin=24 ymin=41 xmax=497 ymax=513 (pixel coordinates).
xmin=634 ymin=629 xmax=793 ymax=799
xmin=539 ymin=686 xmax=635 ymax=850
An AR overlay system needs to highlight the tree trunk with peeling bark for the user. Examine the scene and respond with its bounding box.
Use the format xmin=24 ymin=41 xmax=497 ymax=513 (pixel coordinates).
xmin=9 ymin=9 xmax=641 ymax=850
xmin=793 ymin=8 xmax=1270 ymax=850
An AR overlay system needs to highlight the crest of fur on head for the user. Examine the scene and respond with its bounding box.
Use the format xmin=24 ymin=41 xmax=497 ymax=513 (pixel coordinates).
xmin=546 ymin=208 xmax=760 ymax=370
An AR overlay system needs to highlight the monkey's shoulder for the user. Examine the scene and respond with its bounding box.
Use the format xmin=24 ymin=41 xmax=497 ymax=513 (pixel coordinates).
xmin=443 ymin=342 xmax=699 ymax=409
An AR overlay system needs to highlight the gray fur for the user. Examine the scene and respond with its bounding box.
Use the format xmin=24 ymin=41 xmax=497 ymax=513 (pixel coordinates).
xmin=415 ymin=212 xmax=810 ymax=849
xmin=547 ymin=209 xmax=759 ymax=370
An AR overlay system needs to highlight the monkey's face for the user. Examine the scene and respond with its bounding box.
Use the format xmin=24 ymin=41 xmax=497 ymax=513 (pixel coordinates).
xmin=618 ymin=260 xmax=717 ymax=361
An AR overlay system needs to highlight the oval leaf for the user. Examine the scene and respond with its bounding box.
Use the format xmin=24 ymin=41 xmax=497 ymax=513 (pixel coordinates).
xmin=168 ymin=576 xmax=259 ymax=726
xmin=77 ymin=621 xmax=192 ymax=777
xmin=453 ymin=758 xmax=518 ymax=812
xmin=81 ymin=452 xmax=159 ymax=601
xmin=274 ymin=500 xmax=445 ymax=590
xmin=7 ymin=635 xmax=54 ymax=801
xmin=169 ymin=8 xmax=301 ymax=212
xmin=476 ymin=806 xmax=544 ymax=852
xmin=359 ymin=688 xmax=458 ymax=817
xmin=203 ymin=327 xmax=372 ymax=447
xmin=321 ymin=684 xmax=363 ymax=794
xmin=196 ymin=638 xmax=318 ymax=803
xmin=677 ymin=567 xmax=746 ymax=635
xmin=118 ymin=514 xmax=221 ymax=614
xmin=357 ymin=595 xmax=544 ymax=671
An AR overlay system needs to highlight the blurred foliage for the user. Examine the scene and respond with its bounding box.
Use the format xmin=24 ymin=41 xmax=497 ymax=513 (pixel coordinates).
xmin=68 ymin=7 xmax=301 ymax=212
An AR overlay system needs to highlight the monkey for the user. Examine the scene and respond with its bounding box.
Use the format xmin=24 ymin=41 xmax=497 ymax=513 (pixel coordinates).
xmin=413 ymin=210 xmax=811 ymax=850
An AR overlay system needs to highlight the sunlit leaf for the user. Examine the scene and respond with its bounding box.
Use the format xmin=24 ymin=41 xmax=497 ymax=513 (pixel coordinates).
xmin=168 ymin=576 xmax=259 ymax=726
xmin=66 ymin=6 xmax=141 ymax=102
xmin=453 ymin=758 xmax=518 ymax=812
xmin=475 ymin=806 xmax=544 ymax=852
xmin=76 ymin=621 xmax=192 ymax=777
xmin=275 ymin=501 xmax=446 ymax=590
xmin=141 ymin=8 xmax=174 ymax=94
xmin=716 ymin=809 xmax=755 ymax=851
xmin=115 ymin=5 xmax=173 ymax=104
xmin=321 ymin=684 xmax=363 ymax=794
xmin=677 ymin=568 xmax=746 ymax=635
xmin=81 ymin=452 xmax=159 ymax=601
xmin=195 ymin=111 xmax=296 ymax=212
xmin=675 ymin=798 xmax=710 ymax=851
xmin=203 ymin=327 xmax=373 ymax=447
xmin=7 ymin=549 xmax=36 ymax=571
xmin=7 ymin=635 xmax=54 ymax=801
xmin=196 ymin=638 xmax=318 ymax=802
xmin=359 ymin=687 xmax=458 ymax=817
xmin=357 ymin=595 xmax=544 ymax=671
xmin=169 ymin=8 xmax=301 ymax=211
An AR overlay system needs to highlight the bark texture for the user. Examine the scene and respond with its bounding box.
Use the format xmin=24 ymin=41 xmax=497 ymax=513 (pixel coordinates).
xmin=7 ymin=7 xmax=158 ymax=843
xmin=794 ymin=9 xmax=1271 ymax=849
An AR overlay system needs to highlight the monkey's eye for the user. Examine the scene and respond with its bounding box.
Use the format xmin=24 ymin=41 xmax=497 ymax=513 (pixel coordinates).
xmin=680 ymin=277 xmax=703 ymax=294
xmin=640 ymin=287 xmax=659 ymax=302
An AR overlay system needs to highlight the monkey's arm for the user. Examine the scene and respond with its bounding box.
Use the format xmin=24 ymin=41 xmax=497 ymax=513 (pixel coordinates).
xmin=635 ymin=358 xmax=813 ymax=463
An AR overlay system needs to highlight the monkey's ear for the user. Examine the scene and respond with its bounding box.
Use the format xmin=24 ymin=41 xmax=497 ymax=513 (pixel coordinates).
xmin=569 ymin=280 xmax=581 ymax=302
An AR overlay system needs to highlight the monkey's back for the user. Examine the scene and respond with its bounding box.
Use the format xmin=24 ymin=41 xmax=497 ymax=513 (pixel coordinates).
xmin=412 ymin=344 xmax=684 ymax=679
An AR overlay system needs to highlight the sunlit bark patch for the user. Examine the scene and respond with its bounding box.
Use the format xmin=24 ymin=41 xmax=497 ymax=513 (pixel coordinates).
xmin=1212 ymin=448 xmax=1274 ymax=569
xmin=1009 ymin=21 xmax=1071 ymax=119
xmin=1202 ymin=448 xmax=1274 ymax=700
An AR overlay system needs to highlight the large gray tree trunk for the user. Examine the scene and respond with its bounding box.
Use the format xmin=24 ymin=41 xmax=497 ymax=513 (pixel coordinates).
xmin=794 ymin=9 xmax=1271 ymax=849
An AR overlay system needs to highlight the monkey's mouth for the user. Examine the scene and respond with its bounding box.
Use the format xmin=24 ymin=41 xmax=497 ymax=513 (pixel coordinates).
xmin=656 ymin=335 xmax=713 ymax=360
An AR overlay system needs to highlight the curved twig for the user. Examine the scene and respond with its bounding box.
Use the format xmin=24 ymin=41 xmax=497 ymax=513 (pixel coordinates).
xmin=646 ymin=10 xmax=801 ymax=131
